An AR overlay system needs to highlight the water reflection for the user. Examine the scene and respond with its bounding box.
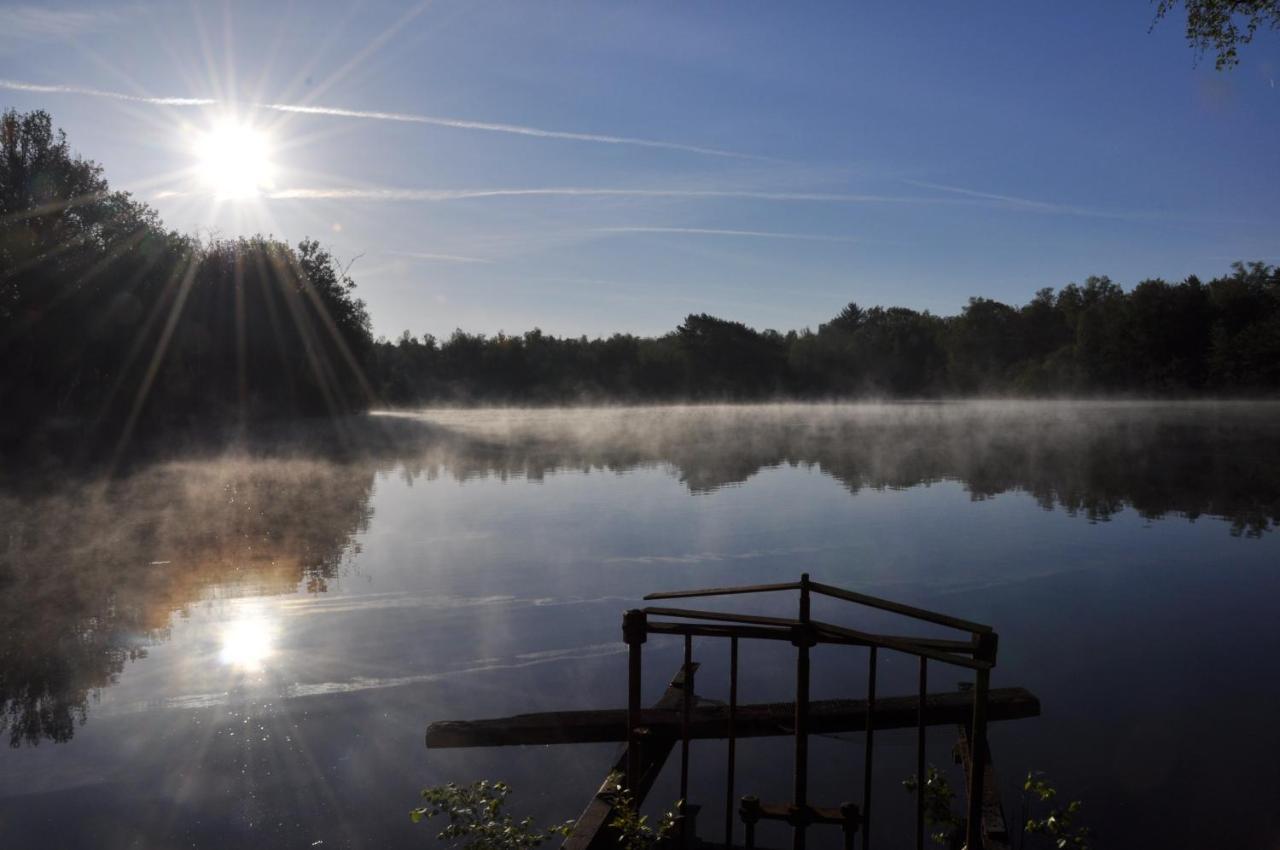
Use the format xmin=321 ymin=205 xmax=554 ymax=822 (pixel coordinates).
xmin=1 ymin=401 xmax=1276 ymax=750
xmin=388 ymin=401 xmax=1280 ymax=535
xmin=0 ymin=456 xmax=374 ymax=746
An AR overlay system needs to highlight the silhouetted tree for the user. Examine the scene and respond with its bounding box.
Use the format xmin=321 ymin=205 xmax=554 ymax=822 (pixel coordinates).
xmin=1154 ymin=0 xmax=1280 ymax=67
xmin=370 ymin=263 xmax=1278 ymax=403
xmin=0 ymin=109 xmax=374 ymax=450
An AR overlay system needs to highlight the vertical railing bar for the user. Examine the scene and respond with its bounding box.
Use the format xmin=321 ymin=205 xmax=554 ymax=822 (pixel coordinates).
xmin=624 ymin=609 xmax=646 ymax=791
xmin=724 ymin=636 xmax=738 ymax=850
xmin=965 ymin=636 xmax=993 ymax=850
xmin=861 ymin=645 xmax=877 ymax=850
xmin=793 ymin=573 xmax=812 ymax=850
xmin=916 ymin=656 xmax=928 ymax=850
xmin=681 ymin=632 xmax=693 ymax=846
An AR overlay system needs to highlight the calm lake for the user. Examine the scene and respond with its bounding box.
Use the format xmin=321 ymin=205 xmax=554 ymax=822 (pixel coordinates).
xmin=2 ymin=402 xmax=1278 ymax=848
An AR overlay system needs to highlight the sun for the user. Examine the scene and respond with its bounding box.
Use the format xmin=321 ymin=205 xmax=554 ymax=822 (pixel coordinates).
xmin=192 ymin=119 xmax=275 ymax=200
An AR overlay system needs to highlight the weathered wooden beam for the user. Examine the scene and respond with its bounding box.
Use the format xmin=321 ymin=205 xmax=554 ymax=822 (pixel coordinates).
xmin=425 ymin=687 xmax=1040 ymax=749
xmin=562 ymin=664 xmax=697 ymax=850
xmin=955 ymin=723 xmax=1009 ymax=850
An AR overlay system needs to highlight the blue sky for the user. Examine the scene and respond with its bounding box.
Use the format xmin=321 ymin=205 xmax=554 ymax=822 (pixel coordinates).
xmin=1 ymin=1 xmax=1277 ymax=338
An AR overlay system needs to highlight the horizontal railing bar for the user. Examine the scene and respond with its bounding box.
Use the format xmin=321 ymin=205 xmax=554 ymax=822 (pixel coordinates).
xmin=643 ymin=607 xmax=801 ymax=629
xmin=813 ymin=621 xmax=992 ymax=670
xmin=753 ymin=801 xmax=857 ymax=826
xmin=645 ymin=620 xmax=976 ymax=655
xmin=646 ymin=621 xmax=795 ymax=642
xmin=808 ymin=581 xmax=992 ymax=635
xmin=644 ymin=582 xmax=802 ymax=601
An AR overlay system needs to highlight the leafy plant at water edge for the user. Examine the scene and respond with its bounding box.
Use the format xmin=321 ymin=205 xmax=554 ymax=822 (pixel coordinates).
xmin=601 ymin=771 xmax=679 ymax=850
xmin=412 ymin=776 xmax=678 ymax=850
xmin=903 ymin=765 xmax=963 ymax=846
xmin=903 ymin=766 xmax=1092 ymax=850
xmin=1021 ymin=772 xmax=1091 ymax=850
xmin=411 ymin=781 xmax=572 ymax=850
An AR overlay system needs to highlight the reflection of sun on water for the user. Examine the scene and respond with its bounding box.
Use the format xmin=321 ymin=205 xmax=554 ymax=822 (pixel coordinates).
xmin=219 ymin=611 xmax=278 ymax=671
xmin=192 ymin=118 xmax=275 ymax=200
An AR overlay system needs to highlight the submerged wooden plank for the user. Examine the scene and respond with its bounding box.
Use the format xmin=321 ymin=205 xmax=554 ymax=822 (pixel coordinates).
xmin=426 ymin=687 xmax=1040 ymax=748
xmin=955 ymin=724 xmax=1009 ymax=850
xmin=562 ymin=664 xmax=697 ymax=850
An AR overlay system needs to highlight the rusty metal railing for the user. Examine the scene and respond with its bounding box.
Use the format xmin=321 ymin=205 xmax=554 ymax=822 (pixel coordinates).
xmin=623 ymin=574 xmax=999 ymax=850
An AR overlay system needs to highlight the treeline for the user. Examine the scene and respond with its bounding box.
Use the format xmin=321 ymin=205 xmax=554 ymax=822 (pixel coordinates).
xmin=373 ymin=263 xmax=1280 ymax=402
xmin=0 ymin=110 xmax=374 ymax=449
xmin=5 ymin=108 xmax=1279 ymax=449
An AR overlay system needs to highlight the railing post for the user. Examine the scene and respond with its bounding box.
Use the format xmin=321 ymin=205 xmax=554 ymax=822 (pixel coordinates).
xmin=623 ymin=608 xmax=647 ymax=791
xmin=861 ymin=646 xmax=877 ymax=850
xmin=724 ymin=636 xmax=739 ymax=850
xmin=793 ymin=573 xmax=813 ymax=850
xmin=840 ymin=802 xmax=860 ymax=850
xmin=681 ymin=633 xmax=694 ymax=846
xmin=916 ymin=657 xmax=928 ymax=850
xmin=965 ymin=632 xmax=997 ymax=850
xmin=740 ymin=795 xmax=761 ymax=850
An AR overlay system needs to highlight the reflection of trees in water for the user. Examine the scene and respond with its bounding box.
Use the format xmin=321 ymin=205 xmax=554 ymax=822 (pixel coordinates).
xmin=0 ymin=457 xmax=375 ymax=746
xmin=389 ymin=403 xmax=1280 ymax=536
xmin=3 ymin=403 xmax=1276 ymax=745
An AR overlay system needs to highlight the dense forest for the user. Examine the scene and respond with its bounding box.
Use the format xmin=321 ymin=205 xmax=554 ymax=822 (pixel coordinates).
xmin=0 ymin=109 xmax=374 ymax=449
xmin=3 ymin=107 xmax=1279 ymax=452
xmin=374 ymin=263 xmax=1280 ymax=403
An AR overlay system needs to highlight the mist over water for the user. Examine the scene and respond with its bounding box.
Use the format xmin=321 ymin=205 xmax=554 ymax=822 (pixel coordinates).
xmin=1 ymin=402 xmax=1278 ymax=848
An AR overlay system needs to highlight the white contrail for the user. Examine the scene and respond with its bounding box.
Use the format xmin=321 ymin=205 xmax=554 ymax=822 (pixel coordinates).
xmin=902 ymin=179 xmax=1131 ymax=220
xmin=387 ymin=250 xmax=493 ymax=264
xmin=0 ymin=78 xmax=215 ymax=107
xmin=262 ymin=102 xmax=761 ymax=159
xmin=0 ymin=77 xmax=758 ymax=159
xmin=266 ymin=186 xmax=952 ymax=204
xmin=595 ymin=226 xmax=859 ymax=242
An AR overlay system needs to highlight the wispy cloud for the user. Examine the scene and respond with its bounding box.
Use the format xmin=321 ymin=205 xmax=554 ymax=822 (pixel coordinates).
xmin=0 ymin=77 xmax=759 ymax=159
xmin=0 ymin=6 xmax=115 ymax=40
xmin=387 ymin=250 xmax=493 ymax=264
xmin=0 ymin=78 xmax=214 ymax=107
xmin=263 ymin=102 xmax=762 ymax=160
xmin=595 ymin=226 xmax=860 ymax=243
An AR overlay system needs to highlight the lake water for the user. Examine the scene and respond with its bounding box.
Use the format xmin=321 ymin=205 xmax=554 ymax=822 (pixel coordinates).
xmin=2 ymin=402 xmax=1278 ymax=849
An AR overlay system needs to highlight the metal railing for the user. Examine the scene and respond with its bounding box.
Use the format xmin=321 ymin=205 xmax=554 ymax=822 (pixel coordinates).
xmin=622 ymin=574 xmax=999 ymax=850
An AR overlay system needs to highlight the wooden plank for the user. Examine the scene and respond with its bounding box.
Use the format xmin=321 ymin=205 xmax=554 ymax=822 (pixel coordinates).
xmin=644 ymin=582 xmax=801 ymax=601
xmin=425 ymin=687 xmax=1040 ymax=748
xmin=955 ymin=724 xmax=1009 ymax=850
xmin=808 ymin=581 xmax=992 ymax=635
xmin=562 ymin=664 xmax=697 ymax=850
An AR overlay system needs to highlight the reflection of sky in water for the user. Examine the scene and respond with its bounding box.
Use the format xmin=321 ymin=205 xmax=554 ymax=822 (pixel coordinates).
xmin=1 ymin=403 xmax=1278 ymax=849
